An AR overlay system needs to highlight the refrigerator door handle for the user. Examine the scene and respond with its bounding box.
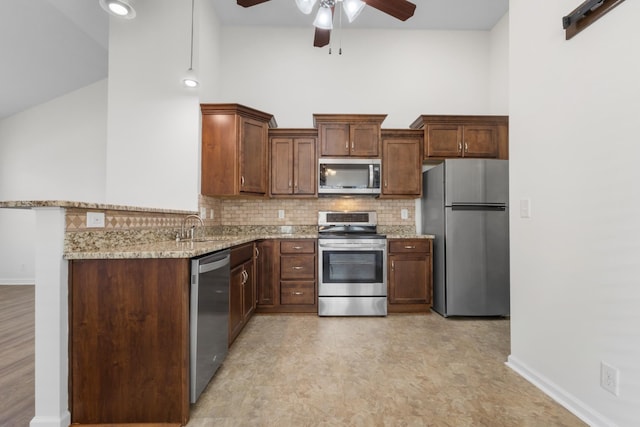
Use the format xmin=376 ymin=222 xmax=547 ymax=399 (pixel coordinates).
xmin=450 ymin=203 xmax=506 ymax=211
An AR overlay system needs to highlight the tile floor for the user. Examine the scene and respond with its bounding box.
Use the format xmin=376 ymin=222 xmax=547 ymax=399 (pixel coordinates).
xmin=188 ymin=313 xmax=586 ymax=427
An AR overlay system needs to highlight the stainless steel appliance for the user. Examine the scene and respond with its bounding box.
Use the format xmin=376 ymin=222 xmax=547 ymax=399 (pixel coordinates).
xmin=422 ymin=159 xmax=510 ymax=317
xmin=190 ymin=249 xmax=230 ymax=403
xmin=318 ymin=158 xmax=381 ymax=195
xmin=318 ymin=211 xmax=387 ymax=316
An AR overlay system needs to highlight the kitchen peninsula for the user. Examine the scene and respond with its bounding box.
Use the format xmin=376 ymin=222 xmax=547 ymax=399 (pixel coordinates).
xmin=1 ymin=199 xmax=432 ymax=426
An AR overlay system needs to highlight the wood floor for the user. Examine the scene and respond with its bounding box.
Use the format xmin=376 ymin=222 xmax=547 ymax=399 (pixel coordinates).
xmin=0 ymin=285 xmax=35 ymax=427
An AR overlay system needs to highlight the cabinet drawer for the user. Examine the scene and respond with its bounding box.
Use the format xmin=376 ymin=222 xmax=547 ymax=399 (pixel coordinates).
xmin=389 ymin=240 xmax=431 ymax=254
xmin=280 ymin=255 xmax=315 ymax=280
xmin=280 ymin=240 xmax=315 ymax=254
xmin=230 ymin=243 xmax=254 ymax=269
xmin=280 ymin=282 xmax=315 ymax=305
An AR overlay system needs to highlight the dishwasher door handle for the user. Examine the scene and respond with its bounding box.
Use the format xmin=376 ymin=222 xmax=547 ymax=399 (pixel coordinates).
xmin=199 ymin=255 xmax=230 ymax=274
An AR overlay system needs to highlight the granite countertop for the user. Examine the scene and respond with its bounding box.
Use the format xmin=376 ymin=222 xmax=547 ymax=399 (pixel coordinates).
xmin=0 ymin=200 xmax=197 ymax=215
xmin=64 ymin=233 xmax=434 ymax=260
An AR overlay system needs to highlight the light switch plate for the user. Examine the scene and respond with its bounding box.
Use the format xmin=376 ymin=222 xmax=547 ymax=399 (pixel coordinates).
xmin=278 ymin=209 xmax=285 ymax=219
xmin=401 ymin=209 xmax=409 ymax=220
xmin=200 ymin=207 xmax=206 ymax=218
xmin=86 ymin=212 xmax=105 ymax=228
xmin=519 ymin=199 xmax=531 ymax=219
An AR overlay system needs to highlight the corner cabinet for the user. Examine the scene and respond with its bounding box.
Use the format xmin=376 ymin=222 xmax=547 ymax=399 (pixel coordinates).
xmin=269 ymin=129 xmax=318 ymax=197
xmin=229 ymin=242 xmax=256 ymax=346
xmin=314 ymin=114 xmax=387 ymax=157
xmin=201 ymin=104 xmax=277 ymax=197
xmin=410 ymin=115 xmax=508 ymax=161
xmin=69 ymin=258 xmax=190 ymax=425
xmin=381 ymin=129 xmax=423 ymax=198
xmin=387 ymin=239 xmax=433 ymax=313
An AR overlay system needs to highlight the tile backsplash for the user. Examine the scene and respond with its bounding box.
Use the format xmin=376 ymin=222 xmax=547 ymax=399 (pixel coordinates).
xmin=199 ymin=195 xmax=417 ymax=229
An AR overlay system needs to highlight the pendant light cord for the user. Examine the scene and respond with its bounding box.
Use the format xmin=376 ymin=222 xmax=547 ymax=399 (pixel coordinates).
xmin=189 ymin=0 xmax=195 ymax=70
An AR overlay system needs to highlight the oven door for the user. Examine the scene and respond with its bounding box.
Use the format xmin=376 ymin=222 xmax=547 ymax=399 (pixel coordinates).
xmin=318 ymin=239 xmax=387 ymax=296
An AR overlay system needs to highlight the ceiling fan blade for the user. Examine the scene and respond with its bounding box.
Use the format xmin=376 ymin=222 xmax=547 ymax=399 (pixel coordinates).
xmin=237 ymin=0 xmax=271 ymax=7
xmin=314 ymin=28 xmax=331 ymax=47
xmin=363 ymin=0 xmax=416 ymax=21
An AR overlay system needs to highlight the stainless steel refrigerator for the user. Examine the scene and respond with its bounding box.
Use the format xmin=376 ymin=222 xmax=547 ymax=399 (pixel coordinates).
xmin=422 ymin=159 xmax=509 ymax=317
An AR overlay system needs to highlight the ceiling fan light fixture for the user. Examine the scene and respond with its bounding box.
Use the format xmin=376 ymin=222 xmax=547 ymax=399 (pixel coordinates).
xmin=313 ymin=6 xmax=333 ymax=30
xmin=99 ymin=0 xmax=136 ymax=19
xmin=295 ymin=0 xmax=317 ymax=15
xmin=343 ymin=0 xmax=365 ymax=23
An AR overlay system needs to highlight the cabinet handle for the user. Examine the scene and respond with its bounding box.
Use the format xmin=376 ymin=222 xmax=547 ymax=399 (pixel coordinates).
xmin=458 ymin=142 xmax=462 ymax=152
xmin=292 ymin=266 xmax=304 ymax=270
xmin=464 ymin=142 xmax=468 ymax=152
xmin=351 ymin=141 xmax=355 ymax=150
xmin=345 ymin=141 xmax=349 ymax=150
xmin=288 ymin=180 xmax=292 ymax=188
xmin=292 ymin=291 xmax=304 ymax=296
xmin=255 ymin=246 xmax=259 ymax=258
xmin=241 ymin=176 xmax=245 ymax=186
xmin=391 ymin=260 xmax=395 ymax=270
xmin=293 ymin=246 xmax=302 ymax=250
xmin=404 ymin=245 xmax=416 ymax=249
xmin=294 ymin=180 xmax=298 ymax=188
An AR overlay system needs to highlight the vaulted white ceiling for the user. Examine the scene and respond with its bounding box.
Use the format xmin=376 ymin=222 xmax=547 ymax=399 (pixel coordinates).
xmin=0 ymin=0 xmax=508 ymax=120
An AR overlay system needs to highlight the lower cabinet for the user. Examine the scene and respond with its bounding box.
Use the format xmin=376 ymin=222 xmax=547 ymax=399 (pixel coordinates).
xmin=387 ymin=239 xmax=433 ymax=313
xmin=69 ymin=258 xmax=190 ymax=425
xmin=256 ymin=238 xmax=317 ymax=313
xmin=229 ymin=242 xmax=256 ymax=346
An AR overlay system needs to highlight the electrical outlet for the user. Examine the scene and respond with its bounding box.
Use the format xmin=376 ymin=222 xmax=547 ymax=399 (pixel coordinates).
xmin=401 ymin=209 xmax=409 ymax=220
xmin=200 ymin=207 xmax=206 ymax=218
xmin=278 ymin=209 xmax=285 ymax=219
xmin=86 ymin=212 xmax=105 ymax=228
xmin=601 ymin=361 xmax=620 ymax=396
xmin=210 ymin=210 xmax=214 ymax=220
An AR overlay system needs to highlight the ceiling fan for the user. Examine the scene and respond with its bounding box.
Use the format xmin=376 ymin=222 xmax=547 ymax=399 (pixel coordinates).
xmin=236 ymin=0 xmax=417 ymax=48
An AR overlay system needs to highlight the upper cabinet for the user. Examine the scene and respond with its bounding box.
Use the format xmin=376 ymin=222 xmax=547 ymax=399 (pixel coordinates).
xmin=410 ymin=115 xmax=509 ymax=161
xmin=201 ymin=104 xmax=277 ymax=197
xmin=314 ymin=114 xmax=387 ymax=157
xmin=269 ymin=129 xmax=317 ymax=198
xmin=381 ymin=129 xmax=423 ymax=198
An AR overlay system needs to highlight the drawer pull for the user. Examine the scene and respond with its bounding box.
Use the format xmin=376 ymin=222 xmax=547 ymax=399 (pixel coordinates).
xmin=292 ymin=266 xmax=304 ymax=270
xmin=404 ymin=245 xmax=416 ymax=249
xmin=292 ymin=291 xmax=304 ymax=296
xmin=293 ymin=246 xmax=303 ymax=250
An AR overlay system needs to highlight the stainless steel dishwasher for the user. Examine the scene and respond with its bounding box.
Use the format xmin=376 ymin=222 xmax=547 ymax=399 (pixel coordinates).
xmin=190 ymin=249 xmax=230 ymax=403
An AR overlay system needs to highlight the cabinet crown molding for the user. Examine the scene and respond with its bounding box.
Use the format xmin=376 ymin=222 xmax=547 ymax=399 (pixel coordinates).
xmin=201 ymin=103 xmax=277 ymax=128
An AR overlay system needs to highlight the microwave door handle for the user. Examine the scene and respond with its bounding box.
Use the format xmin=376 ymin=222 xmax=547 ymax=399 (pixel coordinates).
xmin=369 ymin=164 xmax=374 ymax=188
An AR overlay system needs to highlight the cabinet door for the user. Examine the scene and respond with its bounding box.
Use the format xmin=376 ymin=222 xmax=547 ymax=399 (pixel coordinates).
xmin=256 ymin=240 xmax=277 ymax=306
xmin=319 ymin=123 xmax=350 ymax=156
xmin=229 ymin=264 xmax=245 ymax=345
xmin=271 ymin=138 xmax=294 ymax=195
xmin=242 ymin=259 xmax=256 ymax=322
xmin=239 ymin=116 xmax=267 ymax=194
xmin=293 ymin=138 xmax=317 ymax=195
xmin=350 ymin=123 xmax=380 ymax=157
xmin=462 ymin=125 xmax=499 ymax=158
xmin=382 ymin=137 xmax=421 ymax=196
xmin=426 ymin=124 xmax=463 ymax=158
xmin=388 ymin=254 xmax=431 ymax=304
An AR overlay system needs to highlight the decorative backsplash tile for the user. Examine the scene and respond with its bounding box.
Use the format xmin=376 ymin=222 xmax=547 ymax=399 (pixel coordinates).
xmin=66 ymin=208 xmax=184 ymax=231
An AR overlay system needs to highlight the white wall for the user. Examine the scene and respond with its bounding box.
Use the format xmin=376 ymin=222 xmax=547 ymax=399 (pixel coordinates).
xmin=104 ymin=0 xmax=201 ymax=210
xmin=508 ymin=1 xmax=640 ymax=426
xmin=216 ymin=27 xmax=498 ymax=128
xmin=0 ymin=79 xmax=107 ymax=284
xmin=489 ymin=12 xmax=509 ymax=114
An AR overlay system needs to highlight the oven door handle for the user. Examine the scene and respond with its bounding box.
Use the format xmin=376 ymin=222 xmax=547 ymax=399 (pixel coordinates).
xmin=319 ymin=243 xmax=385 ymax=250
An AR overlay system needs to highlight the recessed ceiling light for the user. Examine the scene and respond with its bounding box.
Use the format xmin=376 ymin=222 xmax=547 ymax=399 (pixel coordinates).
xmin=99 ymin=0 xmax=136 ymax=19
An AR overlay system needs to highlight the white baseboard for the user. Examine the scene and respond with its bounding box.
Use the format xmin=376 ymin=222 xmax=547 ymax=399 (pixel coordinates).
xmin=506 ymin=355 xmax=616 ymax=427
xmin=29 ymin=411 xmax=70 ymax=427
xmin=0 ymin=278 xmax=35 ymax=285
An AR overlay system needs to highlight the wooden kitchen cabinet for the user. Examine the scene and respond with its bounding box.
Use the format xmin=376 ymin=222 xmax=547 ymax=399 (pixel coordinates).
xmin=201 ymin=104 xmax=277 ymax=197
xmin=256 ymin=239 xmax=278 ymax=306
xmin=387 ymin=239 xmax=433 ymax=313
xmin=410 ymin=115 xmax=509 ymax=161
xmin=229 ymin=242 xmax=256 ymax=346
xmin=256 ymin=239 xmax=318 ymax=313
xmin=269 ymin=129 xmax=317 ymax=197
xmin=381 ymin=129 xmax=423 ymax=197
xmin=69 ymin=258 xmax=190 ymax=425
xmin=314 ymin=114 xmax=387 ymax=157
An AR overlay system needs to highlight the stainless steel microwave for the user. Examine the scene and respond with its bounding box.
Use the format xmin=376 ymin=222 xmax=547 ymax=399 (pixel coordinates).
xmin=318 ymin=158 xmax=381 ymax=195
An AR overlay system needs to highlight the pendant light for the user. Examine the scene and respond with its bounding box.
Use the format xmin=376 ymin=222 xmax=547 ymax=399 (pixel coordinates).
xmin=313 ymin=1 xmax=334 ymax=30
xmin=99 ymin=0 xmax=136 ymax=19
xmin=183 ymin=0 xmax=199 ymax=88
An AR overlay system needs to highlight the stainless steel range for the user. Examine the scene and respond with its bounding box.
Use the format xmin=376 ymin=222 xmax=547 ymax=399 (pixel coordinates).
xmin=317 ymin=211 xmax=387 ymax=316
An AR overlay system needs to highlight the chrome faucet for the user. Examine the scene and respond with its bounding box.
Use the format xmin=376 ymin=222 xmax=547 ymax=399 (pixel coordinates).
xmin=180 ymin=214 xmax=204 ymax=241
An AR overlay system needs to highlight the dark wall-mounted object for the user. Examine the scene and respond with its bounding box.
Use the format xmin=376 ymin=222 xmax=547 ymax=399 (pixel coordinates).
xmin=563 ymin=0 xmax=626 ymax=40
